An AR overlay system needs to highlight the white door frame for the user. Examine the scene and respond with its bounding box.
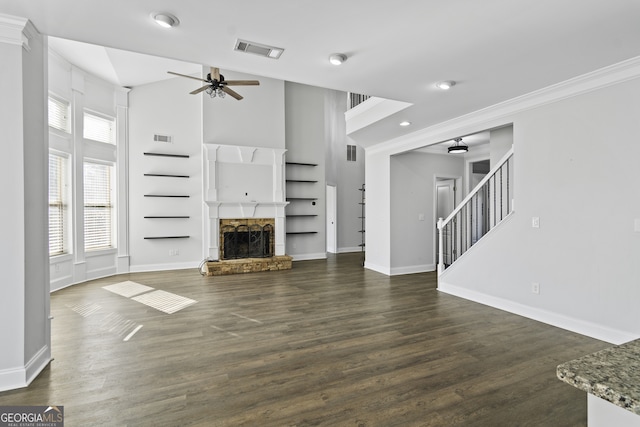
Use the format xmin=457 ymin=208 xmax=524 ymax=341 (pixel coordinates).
xmin=434 ymin=175 xmax=460 ymax=266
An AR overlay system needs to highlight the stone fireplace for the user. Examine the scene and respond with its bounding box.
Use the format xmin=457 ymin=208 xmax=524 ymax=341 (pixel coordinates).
xmin=203 ymin=144 xmax=292 ymax=275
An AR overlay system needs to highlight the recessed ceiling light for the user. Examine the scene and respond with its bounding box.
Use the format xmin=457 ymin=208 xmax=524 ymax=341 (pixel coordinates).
xmin=436 ymin=80 xmax=456 ymax=90
xmin=400 ymin=121 xmax=411 ymax=127
xmin=329 ymin=53 xmax=347 ymax=66
xmin=152 ymin=13 xmax=179 ymax=28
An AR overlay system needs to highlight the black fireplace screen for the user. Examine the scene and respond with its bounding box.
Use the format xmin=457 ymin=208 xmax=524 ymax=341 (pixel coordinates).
xmin=221 ymin=224 xmax=274 ymax=260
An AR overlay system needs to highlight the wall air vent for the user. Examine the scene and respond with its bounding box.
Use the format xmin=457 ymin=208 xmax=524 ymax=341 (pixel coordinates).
xmin=234 ymin=39 xmax=284 ymax=59
xmin=154 ymin=134 xmax=173 ymax=143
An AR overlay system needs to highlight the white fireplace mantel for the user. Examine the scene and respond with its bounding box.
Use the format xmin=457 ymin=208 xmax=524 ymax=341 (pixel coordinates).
xmin=202 ymin=144 xmax=288 ymax=260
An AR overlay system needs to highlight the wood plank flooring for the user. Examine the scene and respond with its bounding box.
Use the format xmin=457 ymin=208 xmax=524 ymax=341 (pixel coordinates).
xmin=0 ymin=253 xmax=609 ymax=426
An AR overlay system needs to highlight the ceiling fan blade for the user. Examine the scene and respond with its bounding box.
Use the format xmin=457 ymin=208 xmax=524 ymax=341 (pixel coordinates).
xmin=211 ymin=67 xmax=220 ymax=81
xmin=190 ymin=85 xmax=211 ymax=95
xmin=221 ymin=86 xmax=243 ymax=100
xmin=168 ymin=71 xmax=208 ymax=82
xmin=224 ymin=80 xmax=260 ymax=86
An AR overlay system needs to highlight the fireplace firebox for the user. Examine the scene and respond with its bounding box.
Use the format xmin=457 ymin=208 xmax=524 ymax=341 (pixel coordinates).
xmin=219 ymin=218 xmax=275 ymax=260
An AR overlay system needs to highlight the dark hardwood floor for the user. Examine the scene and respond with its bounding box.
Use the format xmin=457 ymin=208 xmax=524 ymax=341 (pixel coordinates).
xmin=0 ymin=253 xmax=608 ymax=426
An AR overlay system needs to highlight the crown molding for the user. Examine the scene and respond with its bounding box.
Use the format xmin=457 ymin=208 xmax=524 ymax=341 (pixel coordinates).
xmin=369 ymin=55 xmax=640 ymax=156
xmin=0 ymin=13 xmax=38 ymax=51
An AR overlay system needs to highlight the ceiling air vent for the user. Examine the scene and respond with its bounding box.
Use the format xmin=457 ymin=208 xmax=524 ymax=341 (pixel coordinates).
xmin=234 ymin=39 xmax=284 ymax=59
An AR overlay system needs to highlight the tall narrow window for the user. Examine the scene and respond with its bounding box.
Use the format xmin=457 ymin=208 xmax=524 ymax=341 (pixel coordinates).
xmin=84 ymin=112 xmax=115 ymax=144
xmin=48 ymin=95 xmax=71 ymax=133
xmin=49 ymin=153 xmax=68 ymax=256
xmin=84 ymin=162 xmax=113 ymax=250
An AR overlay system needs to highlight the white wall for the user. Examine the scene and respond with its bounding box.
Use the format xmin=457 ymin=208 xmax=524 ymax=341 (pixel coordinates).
xmin=441 ymin=77 xmax=640 ymax=343
xmin=364 ymin=152 xmax=392 ymax=274
xmin=128 ymin=76 xmax=203 ymax=271
xmin=489 ymin=126 xmax=513 ymax=167
xmin=390 ymin=152 xmax=464 ymax=274
xmin=203 ymin=69 xmax=285 ymax=148
xmin=0 ymin=15 xmax=50 ymax=391
xmin=285 ymin=82 xmax=326 ymax=259
xmin=365 ymin=62 xmax=640 ymax=344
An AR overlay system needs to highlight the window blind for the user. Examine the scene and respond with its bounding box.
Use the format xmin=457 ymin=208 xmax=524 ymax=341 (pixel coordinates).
xmin=83 ymin=112 xmax=115 ymax=144
xmin=84 ymin=162 xmax=113 ymax=250
xmin=48 ymin=96 xmax=71 ymax=133
xmin=49 ymin=153 xmax=67 ymax=256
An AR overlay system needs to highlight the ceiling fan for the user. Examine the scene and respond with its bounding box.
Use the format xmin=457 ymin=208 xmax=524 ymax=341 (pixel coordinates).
xmin=167 ymin=67 xmax=260 ymax=100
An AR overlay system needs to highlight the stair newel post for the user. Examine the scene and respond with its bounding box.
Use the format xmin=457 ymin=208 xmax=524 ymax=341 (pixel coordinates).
xmin=437 ymin=217 xmax=444 ymax=274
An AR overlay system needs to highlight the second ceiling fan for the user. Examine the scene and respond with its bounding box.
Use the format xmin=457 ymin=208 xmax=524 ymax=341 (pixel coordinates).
xmin=168 ymin=67 xmax=260 ymax=100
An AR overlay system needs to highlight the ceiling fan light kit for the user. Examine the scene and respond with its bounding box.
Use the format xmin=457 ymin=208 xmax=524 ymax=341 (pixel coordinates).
xmin=152 ymin=13 xmax=179 ymax=28
xmin=448 ymin=137 xmax=468 ymax=154
xmin=436 ymin=80 xmax=456 ymax=90
xmin=329 ymin=53 xmax=347 ymax=65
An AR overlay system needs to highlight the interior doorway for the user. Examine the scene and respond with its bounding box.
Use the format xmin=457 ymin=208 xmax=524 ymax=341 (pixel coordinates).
xmin=435 ymin=177 xmax=458 ymax=266
xmin=326 ymin=184 xmax=337 ymax=253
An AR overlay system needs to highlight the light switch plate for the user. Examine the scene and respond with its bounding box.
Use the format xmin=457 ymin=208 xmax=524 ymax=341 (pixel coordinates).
xmin=532 ymin=217 xmax=540 ymax=228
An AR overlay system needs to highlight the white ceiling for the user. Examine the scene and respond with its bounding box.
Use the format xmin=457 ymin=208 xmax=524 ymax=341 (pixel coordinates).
xmin=3 ymin=0 xmax=640 ymax=147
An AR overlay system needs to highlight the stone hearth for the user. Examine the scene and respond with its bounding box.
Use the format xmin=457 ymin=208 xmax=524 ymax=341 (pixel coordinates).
xmin=205 ymin=255 xmax=292 ymax=276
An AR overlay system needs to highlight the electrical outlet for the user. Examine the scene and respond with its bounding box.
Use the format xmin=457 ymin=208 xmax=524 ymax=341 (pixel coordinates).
xmin=532 ymin=282 xmax=540 ymax=294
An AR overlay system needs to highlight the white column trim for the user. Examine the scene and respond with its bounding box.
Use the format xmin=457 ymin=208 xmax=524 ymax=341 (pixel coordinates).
xmin=0 ymin=14 xmax=37 ymax=51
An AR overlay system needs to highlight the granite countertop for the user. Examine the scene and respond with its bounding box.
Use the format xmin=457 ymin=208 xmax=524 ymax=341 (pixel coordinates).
xmin=557 ymin=338 xmax=640 ymax=415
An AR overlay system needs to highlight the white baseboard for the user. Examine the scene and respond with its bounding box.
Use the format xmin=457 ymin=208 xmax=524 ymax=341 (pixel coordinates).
xmin=129 ymin=261 xmax=200 ymax=273
xmin=117 ymin=255 xmax=130 ymax=273
xmin=438 ymin=281 xmax=638 ymax=345
xmin=364 ymin=261 xmax=391 ymax=276
xmin=50 ymin=274 xmax=73 ymax=292
xmin=291 ymin=253 xmax=327 ymax=261
xmin=390 ymin=263 xmax=436 ymax=276
xmin=338 ymin=247 xmax=362 ymax=253
xmin=0 ymin=345 xmax=51 ymax=392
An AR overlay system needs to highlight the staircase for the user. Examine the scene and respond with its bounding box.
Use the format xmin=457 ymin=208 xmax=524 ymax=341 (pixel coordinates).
xmin=437 ymin=147 xmax=514 ymax=273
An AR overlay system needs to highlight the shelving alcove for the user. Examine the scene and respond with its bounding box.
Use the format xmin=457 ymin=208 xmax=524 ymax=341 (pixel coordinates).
xmin=285 ymin=161 xmax=319 ymax=236
xmin=358 ymin=183 xmax=365 ymax=266
xmin=142 ymin=151 xmax=191 ymax=240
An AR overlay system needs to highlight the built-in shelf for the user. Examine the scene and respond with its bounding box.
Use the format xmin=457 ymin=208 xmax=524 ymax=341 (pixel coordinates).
xmin=144 ymin=236 xmax=190 ymax=239
xmin=285 ymin=161 xmax=319 ymax=238
xmin=144 ymin=194 xmax=190 ymax=198
xmin=286 ymin=162 xmax=318 ymax=166
xmin=144 ymin=173 xmax=190 ymax=178
xmin=144 ymin=216 xmax=190 ymax=219
xmin=143 ymin=152 xmax=189 ymax=158
xmin=358 ymin=183 xmax=365 ymax=265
